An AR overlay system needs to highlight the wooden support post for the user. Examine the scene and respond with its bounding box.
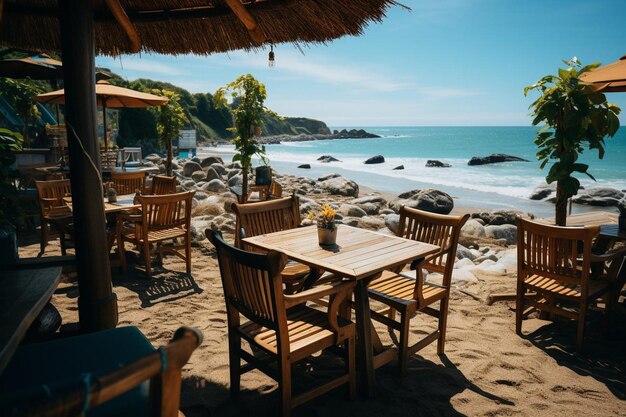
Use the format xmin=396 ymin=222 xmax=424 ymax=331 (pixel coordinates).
xmin=224 ymin=0 xmax=266 ymax=44
xmin=59 ymin=0 xmax=118 ymax=331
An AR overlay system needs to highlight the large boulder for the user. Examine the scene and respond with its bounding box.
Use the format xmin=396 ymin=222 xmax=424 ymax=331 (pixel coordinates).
xmin=318 ymin=155 xmax=340 ymax=163
xmin=461 ymin=219 xmax=486 ymax=237
xmin=529 ymin=185 xmax=555 ymax=200
xmin=467 ymin=154 xmax=529 ymax=166
xmin=572 ymin=187 xmax=625 ymax=206
xmin=485 ymin=224 xmax=517 ymax=245
xmin=191 ymin=170 xmax=206 ymax=182
xmin=426 ymin=160 xmax=451 ymax=168
xmin=144 ymin=153 xmax=162 ymax=164
xmin=317 ymin=175 xmax=359 ymax=197
xmin=384 ymin=213 xmax=400 ymax=235
xmin=471 ymin=210 xmax=533 ymax=225
xmin=337 ymin=204 xmax=367 ymax=218
xmin=182 ymin=161 xmax=202 ymax=177
xmin=318 ymin=173 xmax=340 ymax=181
xmin=390 ymin=189 xmax=453 ymax=215
xmin=200 ymin=156 xmax=224 ymax=167
xmin=210 ymin=163 xmax=228 ymax=175
xmin=202 ymin=179 xmax=227 ymax=193
xmin=227 ymin=175 xmax=242 ymax=187
xmin=205 ymin=167 xmax=221 ymax=181
xmin=352 ymin=195 xmax=387 ymax=215
xmin=364 ymin=155 xmax=385 ymax=164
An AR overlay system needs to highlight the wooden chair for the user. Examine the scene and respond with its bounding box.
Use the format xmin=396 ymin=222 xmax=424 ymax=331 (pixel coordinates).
xmin=233 ymin=195 xmax=311 ymax=293
xmin=366 ymin=206 xmax=469 ymax=374
xmin=206 ymin=230 xmax=356 ymax=417
xmin=3 ymin=327 xmax=202 ymax=417
xmin=35 ymin=180 xmax=73 ymax=255
xmin=117 ymin=191 xmax=194 ymax=277
xmin=151 ymin=175 xmax=177 ymax=195
xmin=110 ymin=170 xmax=147 ymax=195
xmin=259 ymin=180 xmax=283 ymax=200
xmin=515 ymin=218 xmax=625 ymax=351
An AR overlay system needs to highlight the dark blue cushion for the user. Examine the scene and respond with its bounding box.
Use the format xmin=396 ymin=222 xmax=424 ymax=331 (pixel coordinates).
xmin=0 ymin=326 xmax=155 ymax=417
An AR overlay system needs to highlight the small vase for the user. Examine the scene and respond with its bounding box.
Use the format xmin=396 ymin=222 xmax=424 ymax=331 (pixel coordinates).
xmin=619 ymin=215 xmax=626 ymax=231
xmin=318 ymin=224 xmax=337 ymax=246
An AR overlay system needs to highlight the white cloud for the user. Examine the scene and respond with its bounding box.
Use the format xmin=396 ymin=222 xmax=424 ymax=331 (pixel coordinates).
xmin=418 ymin=87 xmax=484 ymax=99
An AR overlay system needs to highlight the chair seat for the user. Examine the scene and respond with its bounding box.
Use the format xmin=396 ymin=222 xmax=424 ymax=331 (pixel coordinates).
xmin=524 ymin=274 xmax=610 ymax=299
xmin=122 ymin=225 xmax=187 ymax=243
xmin=238 ymin=306 xmax=352 ymax=362
xmin=281 ymin=261 xmax=310 ymax=281
xmin=368 ymin=270 xmax=448 ymax=308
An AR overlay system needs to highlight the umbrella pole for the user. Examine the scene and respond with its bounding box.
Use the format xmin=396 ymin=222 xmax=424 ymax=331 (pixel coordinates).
xmin=59 ymin=0 xmax=118 ymax=332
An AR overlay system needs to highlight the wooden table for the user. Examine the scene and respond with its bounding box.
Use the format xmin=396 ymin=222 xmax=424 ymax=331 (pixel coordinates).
xmin=0 ymin=267 xmax=62 ymax=374
xmin=243 ymin=224 xmax=439 ymax=397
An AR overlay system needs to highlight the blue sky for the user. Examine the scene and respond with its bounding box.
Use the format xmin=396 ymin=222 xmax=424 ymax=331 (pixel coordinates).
xmin=96 ymin=0 xmax=626 ymax=127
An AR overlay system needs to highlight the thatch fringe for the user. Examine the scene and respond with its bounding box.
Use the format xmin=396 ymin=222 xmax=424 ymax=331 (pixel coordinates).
xmin=1 ymin=0 xmax=406 ymax=56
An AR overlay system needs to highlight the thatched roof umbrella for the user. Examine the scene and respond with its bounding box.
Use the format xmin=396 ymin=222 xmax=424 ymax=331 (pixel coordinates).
xmin=0 ymin=0 xmax=403 ymax=341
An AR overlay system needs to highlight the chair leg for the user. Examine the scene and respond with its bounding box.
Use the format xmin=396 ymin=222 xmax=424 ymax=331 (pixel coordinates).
xmin=144 ymin=241 xmax=152 ymax=277
xmin=576 ymin=300 xmax=588 ymax=352
xmin=437 ymin=295 xmax=450 ymax=355
xmin=40 ymin=223 xmax=48 ymax=254
xmin=59 ymin=227 xmax=67 ymax=256
xmin=397 ymin=310 xmax=411 ymax=377
xmin=515 ymin=283 xmax=524 ymax=336
xmin=346 ymin=335 xmax=356 ymax=400
xmin=387 ymin=308 xmax=396 ymax=333
xmin=278 ymin=359 xmax=292 ymax=417
xmin=228 ymin=332 xmax=241 ymax=399
xmin=117 ymin=237 xmax=127 ymax=273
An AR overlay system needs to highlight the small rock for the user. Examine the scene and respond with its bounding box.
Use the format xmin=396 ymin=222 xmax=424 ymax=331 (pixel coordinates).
xmin=461 ymin=219 xmax=486 ymax=237
xmin=467 ymin=154 xmax=529 ymax=166
xmin=392 ymin=165 xmax=404 ymax=170
xmin=200 ymin=156 xmax=224 ymax=167
xmin=191 ymin=170 xmax=206 ymax=182
xmin=202 ymin=179 xmax=227 ymax=192
xmin=485 ymin=224 xmax=517 ymax=245
xmin=298 ymin=164 xmax=311 ymax=169
xmin=338 ymin=204 xmax=367 ymax=218
xmin=182 ymin=161 xmax=202 ymax=177
xmin=210 ymin=163 xmax=228 ymax=175
xmin=384 ymin=214 xmax=400 ymax=234
xmin=318 ymin=155 xmax=340 ymax=163
xmin=205 ymin=167 xmax=221 ymax=181
xmin=426 ymin=160 xmax=451 ymax=168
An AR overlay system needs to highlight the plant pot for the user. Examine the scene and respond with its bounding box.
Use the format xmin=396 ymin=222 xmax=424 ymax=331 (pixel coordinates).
xmin=619 ymin=215 xmax=626 ymax=231
xmin=318 ymin=225 xmax=337 ymax=246
xmin=255 ymin=165 xmax=272 ymax=185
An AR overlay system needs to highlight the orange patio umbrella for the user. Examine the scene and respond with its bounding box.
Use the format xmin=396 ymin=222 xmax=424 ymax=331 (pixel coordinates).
xmin=581 ymin=54 xmax=626 ymax=93
xmin=36 ymin=80 xmax=167 ymax=149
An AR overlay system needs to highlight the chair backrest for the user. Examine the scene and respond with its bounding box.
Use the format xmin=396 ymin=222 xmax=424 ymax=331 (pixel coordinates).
xmin=35 ymin=180 xmax=72 ymax=218
xmin=268 ymin=181 xmax=283 ymax=200
xmin=151 ymin=175 xmax=177 ymax=195
xmin=5 ymin=327 xmax=202 ymax=417
xmin=110 ymin=171 xmax=146 ymax=195
xmin=122 ymin=147 xmax=143 ymax=162
xmin=396 ymin=206 xmax=469 ymax=284
xmin=516 ymin=218 xmax=599 ymax=292
xmin=139 ymin=191 xmax=195 ymax=232
xmin=206 ymin=229 xmax=288 ymax=333
xmin=232 ymin=195 xmax=301 ymax=248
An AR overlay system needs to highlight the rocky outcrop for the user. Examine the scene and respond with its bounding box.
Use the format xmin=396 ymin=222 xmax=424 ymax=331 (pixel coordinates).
xmin=352 ymin=195 xmax=387 ymax=215
xmin=572 ymin=187 xmax=625 ymax=206
xmin=317 ymin=175 xmax=359 ymax=197
xmin=426 ymin=160 xmax=451 ymax=168
xmin=529 ymin=184 xmax=555 ymax=200
xmin=364 ymin=155 xmax=385 ymax=164
xmin=200 ymin=156 xmax=224 ymax=167
xmin=471 ymin=210 xmax=534 ymax=225
xmin=389 ymin=189 xmax=454 ymax=215
xmin=468 ymin=154 xmax=529 ymax=166
xmin=318 ymin=155 xmax=340 ymax=163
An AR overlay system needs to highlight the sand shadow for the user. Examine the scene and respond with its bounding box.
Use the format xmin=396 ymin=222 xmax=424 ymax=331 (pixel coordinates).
xmin=178 ymin=351 xmax=512 ymax=417
xmin=524 ymin=313 xmax=626 ymax=399
xmin=113 ymin=269 xmax=204 ymax=308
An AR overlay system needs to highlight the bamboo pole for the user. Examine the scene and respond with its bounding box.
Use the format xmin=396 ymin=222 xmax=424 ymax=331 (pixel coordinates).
xmin=104 ymin=0 xmax=142 ymax=53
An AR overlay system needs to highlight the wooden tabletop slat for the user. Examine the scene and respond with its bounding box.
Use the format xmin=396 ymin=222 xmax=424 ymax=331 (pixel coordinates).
xmin=537 ymin=211 xmax=623 ymax=239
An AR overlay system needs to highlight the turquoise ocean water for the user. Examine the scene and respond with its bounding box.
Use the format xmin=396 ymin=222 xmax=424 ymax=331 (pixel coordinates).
xmin=203 ymin=126 xmax=626 ymax=217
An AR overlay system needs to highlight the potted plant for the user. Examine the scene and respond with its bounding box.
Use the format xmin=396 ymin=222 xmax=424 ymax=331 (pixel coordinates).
xmin=0 ymin=129 xmax=24 ymax=266
xmin=214 ymin=74 xmax=274 ymax=202
xmin=309 ymin=204 xmax=338 ymax=246
xmin=152 ymin=89 xmax=188 ymax=176
xmin=525 ymin=57 xmax=621 ymax=226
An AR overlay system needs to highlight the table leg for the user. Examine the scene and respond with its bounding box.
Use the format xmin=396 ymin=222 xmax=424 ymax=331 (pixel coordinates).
xmin=354 ymin=278 xmax=375 ymax=398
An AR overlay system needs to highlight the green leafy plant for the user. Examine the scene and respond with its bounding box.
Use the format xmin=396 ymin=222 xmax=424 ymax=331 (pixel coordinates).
xmin=0 ymin=78 xmax=43 ymax=144
xmin=151 ymin=89 xmax=188 ymax=176
xmin=0 ymin=129 xmax=24 ymax=227
xmin=214 ymin=74 xmax=274 ymax=201
xmin=524 ymin=58 xmax=621 ymax=225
